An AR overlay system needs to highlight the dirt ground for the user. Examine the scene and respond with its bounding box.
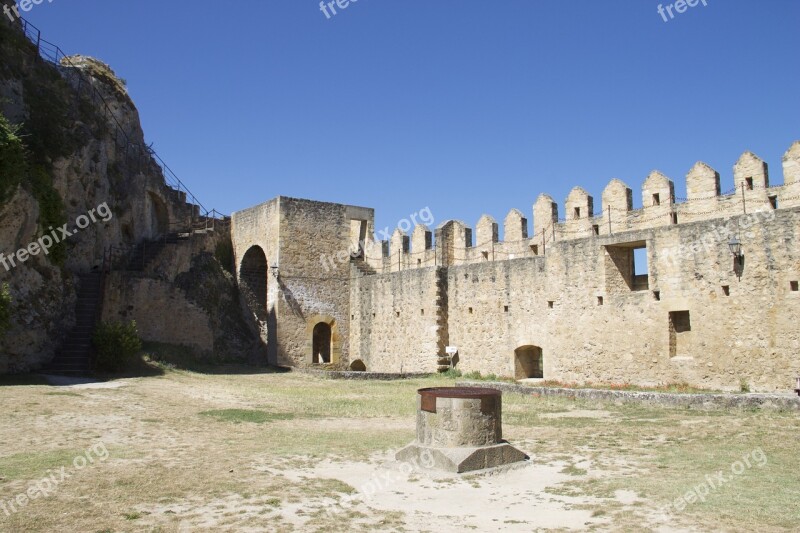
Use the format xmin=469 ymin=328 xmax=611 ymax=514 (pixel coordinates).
xmin=0 ymin=370 xmax=798 ymax=532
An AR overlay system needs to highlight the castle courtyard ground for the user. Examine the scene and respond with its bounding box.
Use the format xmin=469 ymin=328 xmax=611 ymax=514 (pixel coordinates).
xmin=0 ymin=370 xmax=798 ymax=532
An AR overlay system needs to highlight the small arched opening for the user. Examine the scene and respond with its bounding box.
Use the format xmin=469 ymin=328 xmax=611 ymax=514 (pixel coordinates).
xmin=312 ymin=322 xmax=332 ymax=364
xmin=514 ymin=345 xmax=543 ymax=380
xmin=239 ymin=246 xmax=268 ymax=315
xmin=349 ymin=359 xmax=367 ymax=372
xmin=305 ymin=315 xmax=342 ymax=365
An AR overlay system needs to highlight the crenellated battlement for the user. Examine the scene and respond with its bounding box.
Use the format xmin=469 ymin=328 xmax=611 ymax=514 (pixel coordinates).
xmin=363 ymin=141 xmax=800 ymax=272
xmin=231 ymin=141 xmax=800 ymax=390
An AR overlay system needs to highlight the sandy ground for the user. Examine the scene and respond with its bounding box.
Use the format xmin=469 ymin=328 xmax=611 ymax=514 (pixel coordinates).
xmin=0 ymin=372 xmax=796 ymax=532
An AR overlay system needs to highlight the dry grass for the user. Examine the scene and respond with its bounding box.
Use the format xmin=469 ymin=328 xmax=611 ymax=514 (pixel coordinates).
xmin=528 ymin=379 xmax=723 ymax=394
xmin=0 ymin=370 xmax=797 ymax=531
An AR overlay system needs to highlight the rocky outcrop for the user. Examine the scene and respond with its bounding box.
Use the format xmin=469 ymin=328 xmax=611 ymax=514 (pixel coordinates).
xmin=0 ymin=15 xmax=260 ymax=372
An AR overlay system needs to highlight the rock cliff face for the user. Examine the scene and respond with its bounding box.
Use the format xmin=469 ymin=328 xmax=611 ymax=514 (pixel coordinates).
xmin=0 ymin=14 xmax=259 ymax=372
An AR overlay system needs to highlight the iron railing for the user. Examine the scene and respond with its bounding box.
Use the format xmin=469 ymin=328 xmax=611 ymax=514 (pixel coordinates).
xmin=18 ymin=17 xmax=224 ymax=223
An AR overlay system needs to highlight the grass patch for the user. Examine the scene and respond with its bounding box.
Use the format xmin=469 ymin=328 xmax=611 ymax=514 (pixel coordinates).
xmin=561 ymin=464 xmax=588 ymax=476
xmin=530 ymin=380 xmax=724 ymax=394
xmin=199 ymin=409 xmax=294 ymax=424
xmin=0 ymin=448 xmax=82 ymax=480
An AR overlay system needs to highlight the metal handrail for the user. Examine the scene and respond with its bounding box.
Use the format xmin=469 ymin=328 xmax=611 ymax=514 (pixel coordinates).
xmin=17 ymin=17 xmax=226 ymax=223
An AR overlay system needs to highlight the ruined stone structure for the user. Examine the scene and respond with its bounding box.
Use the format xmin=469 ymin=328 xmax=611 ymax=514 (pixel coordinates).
xmin=232 ymin=143 xmax=800 ymax=392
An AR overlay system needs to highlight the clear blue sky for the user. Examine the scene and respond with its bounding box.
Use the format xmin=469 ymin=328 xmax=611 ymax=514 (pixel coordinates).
xmin=24 ymin=1 xmax=800 ymax=237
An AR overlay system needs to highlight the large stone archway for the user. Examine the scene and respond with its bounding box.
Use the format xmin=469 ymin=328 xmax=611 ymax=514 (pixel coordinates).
xmin=239 ymin=246 xmax=268 ymax=317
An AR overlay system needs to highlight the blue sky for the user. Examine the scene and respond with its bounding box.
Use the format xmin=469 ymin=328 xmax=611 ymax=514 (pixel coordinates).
xmin=23 ymin=1 xmax=800 ymax=237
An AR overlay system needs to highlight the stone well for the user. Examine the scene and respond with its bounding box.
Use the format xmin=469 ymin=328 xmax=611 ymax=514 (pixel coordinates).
xmin=396 ymin=387 xmax=528 ymax=473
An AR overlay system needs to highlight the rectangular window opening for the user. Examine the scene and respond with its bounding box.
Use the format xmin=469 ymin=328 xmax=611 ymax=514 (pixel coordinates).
xmin=349 ymin=219 xmax=368 ymax=258
xmin=593 ymin=224 xmax=600 ymax=236
xmin=605 ymin=241 xmax=650 ymax=292
xmin=574 ymin=207 xmax=581 ymax=219
xmin=722 ymin=285 xmax=730 ymax=296
xmin=769 ymin=196 xmax=778 ymax=210
xmin=669 ymin=310 xmax=692 ymax=359
xmin=653 ymin=193 xmax=661 ymax=206
xmin=597 ymin=296 xmax=604 ymax=306
xmin=530 ymin=244 xmax=539 ymax=255
xmin=468 ymin=307 xmax=474 ymax=314
xmin=791 ymin=281 xmax=799 ymax=292
xmin=548 ymin=301 xmax=554 ymax=309
xmin=671 ymin=212 xmax=679 ymax=225
xmin=745 ymin=177 xmax=754 ymax=190
xmin=633 ymin=246 xmax=649 ymax=291
xmin=504 ymin=305 xmax=509 ymax=313
xmin=653 ymin=290 xmax=661 ymax=301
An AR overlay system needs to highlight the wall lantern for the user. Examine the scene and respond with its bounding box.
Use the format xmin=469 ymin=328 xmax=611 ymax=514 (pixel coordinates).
xmin=728 ymin=236 xmax=744 ymax=275
xmin=270 ymin=263 xmax=280 ymax=278
xmin=728 ymin=236 xmax=742 ymax=257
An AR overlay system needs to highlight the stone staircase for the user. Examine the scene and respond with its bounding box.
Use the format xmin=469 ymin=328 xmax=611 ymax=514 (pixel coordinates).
xmin=125 ymin=232 xmax=187 ymax=271
xmin=44 ymin=207 xmax=229 ymax=375
xmin=352 ymin=257 xmax=378 ymax=276
xmin=43 ymin=272 xmax=103 ymax=376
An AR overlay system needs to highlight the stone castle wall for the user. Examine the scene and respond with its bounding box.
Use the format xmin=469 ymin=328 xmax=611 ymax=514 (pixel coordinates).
xmin=350 ymin=267 xmax=441 ymax=373
xmin=439 ymin=208 xmax=800 ymax=392
xmin=233 ymin=143 xmax=800 ymax=391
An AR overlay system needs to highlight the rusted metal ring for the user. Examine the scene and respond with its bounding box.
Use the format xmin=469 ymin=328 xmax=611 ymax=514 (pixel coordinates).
xmin=418 ymin=387 xmax=501 ymax=414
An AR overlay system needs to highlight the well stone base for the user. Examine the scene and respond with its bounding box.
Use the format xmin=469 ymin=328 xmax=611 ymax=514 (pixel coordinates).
xmin=396 ymin=441 xmax=528 ymax=474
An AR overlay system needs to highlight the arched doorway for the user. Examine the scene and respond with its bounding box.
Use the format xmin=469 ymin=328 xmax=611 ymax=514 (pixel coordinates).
xmin=305 ymin=315 xmax=342 ymax=365
xmin=514 ymin=345 xmax=543 ymax=379
xmin=312 ymin=322 xmax=332 ymax=364
xmin=239 ymin=246 xmax=268 ymax=315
